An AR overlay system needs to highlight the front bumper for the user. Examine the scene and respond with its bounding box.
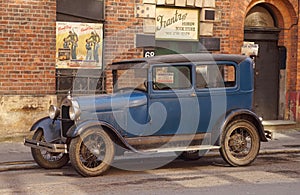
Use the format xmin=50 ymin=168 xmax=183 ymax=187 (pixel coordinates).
xmin=24 ymin=138 xmax=68 ymax=153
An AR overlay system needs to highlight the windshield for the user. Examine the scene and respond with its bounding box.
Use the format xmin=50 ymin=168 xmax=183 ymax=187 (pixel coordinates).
xmin=112 ymin=68 xmax=148 ymax=92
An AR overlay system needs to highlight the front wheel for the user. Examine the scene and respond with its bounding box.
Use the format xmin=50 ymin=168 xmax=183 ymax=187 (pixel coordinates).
xmin=31 ymin=129 xmax=69 ymax=169
xmin=220 ymin=119 xmax=260 ymax=166
xmin=69 ymin=127 xmax=115 ymax=177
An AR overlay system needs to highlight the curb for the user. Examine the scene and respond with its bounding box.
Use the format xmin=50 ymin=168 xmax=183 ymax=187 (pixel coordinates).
xmin=0 ymin=148 xmax=300 ymax=172
xmin=259 ymin=148 xmax=300 ymax=155
xmin=205 ymin=148 xmax=300 ymax=157
xmin=0 ymin=161 xmax=38 ymax=172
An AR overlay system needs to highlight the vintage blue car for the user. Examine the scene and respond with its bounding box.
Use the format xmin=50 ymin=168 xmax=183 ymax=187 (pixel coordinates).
xmin=24 ymin=53 xmax=267 ymax=177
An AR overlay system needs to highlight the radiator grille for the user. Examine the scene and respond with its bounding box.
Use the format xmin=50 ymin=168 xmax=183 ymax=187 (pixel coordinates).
xmin=61 ymin=105 xmax=74 ymax=137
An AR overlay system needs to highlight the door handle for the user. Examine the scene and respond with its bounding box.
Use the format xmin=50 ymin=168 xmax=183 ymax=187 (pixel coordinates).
xmin=190 ymin=93 xmax=196 ymax=97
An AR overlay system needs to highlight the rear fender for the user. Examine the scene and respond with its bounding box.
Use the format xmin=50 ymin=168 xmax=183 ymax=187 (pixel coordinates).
xmin=30 ymin=117 xmax=61 ymax=142
xmin=214 ymin=109 xmax=267 ymax=146
xmin=66 ymin=120 xmax=139 ymax=153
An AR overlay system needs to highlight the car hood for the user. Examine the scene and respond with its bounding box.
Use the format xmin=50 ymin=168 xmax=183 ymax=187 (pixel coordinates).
xmin=73 ymin=91 xmax=147 ymax=113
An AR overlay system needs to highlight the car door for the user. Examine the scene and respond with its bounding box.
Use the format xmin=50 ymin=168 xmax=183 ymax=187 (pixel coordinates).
xmin=194 ymin=62 xmax=238 ymax=135
xmin=146 ymin=63 xmax=200 ymax=136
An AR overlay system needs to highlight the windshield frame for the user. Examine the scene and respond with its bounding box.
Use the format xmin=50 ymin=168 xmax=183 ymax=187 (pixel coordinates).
xmin=112 ymin=63 xmax=149 ymax=93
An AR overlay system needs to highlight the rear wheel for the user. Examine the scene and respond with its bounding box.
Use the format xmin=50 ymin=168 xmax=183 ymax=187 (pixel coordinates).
xmin=31 ymin=129 xmax=69 ymax=169
xmin=69 ymin=127 xmax=115 ymax=177
xmin=220 ymin=119 xmax=260 ymax=166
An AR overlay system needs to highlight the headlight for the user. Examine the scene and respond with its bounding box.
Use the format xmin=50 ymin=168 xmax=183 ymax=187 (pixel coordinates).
xmin=49 ymin=105 xmax=60 ymax=120
xmin=69 ymin=101 xmax=80 ymax=121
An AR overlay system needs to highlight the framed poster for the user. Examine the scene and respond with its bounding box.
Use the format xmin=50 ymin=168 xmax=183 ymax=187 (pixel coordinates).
xmin=156 ymin=8 xmax=199 ymax=41
xmin=56 ymin=22 xmax=103 ymax=69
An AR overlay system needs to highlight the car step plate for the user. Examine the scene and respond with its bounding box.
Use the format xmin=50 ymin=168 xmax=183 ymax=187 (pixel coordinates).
xmin=140 ymin=145 xmax=220 ymax=153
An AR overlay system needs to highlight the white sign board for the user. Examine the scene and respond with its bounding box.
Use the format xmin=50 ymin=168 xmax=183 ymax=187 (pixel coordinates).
xmin=242 ymin=42 xmax=259 ymax=56
xmin=156 ymin=73 xmax=174 ymax=84
xmin=156 ymin=8 xmax=199 ymax=41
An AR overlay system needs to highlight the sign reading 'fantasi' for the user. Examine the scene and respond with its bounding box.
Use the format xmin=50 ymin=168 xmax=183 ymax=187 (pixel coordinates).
xmin=156 ymin=8 xmax=199 ymax=41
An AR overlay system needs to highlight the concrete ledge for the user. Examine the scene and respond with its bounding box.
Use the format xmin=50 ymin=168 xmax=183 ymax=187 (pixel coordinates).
xmin=0 ymin=134 xmax=27 ymax=143
xmin=0 ymin=95 xmax=56 ymax=139
xmin=263 ymin=120 xmax=297 ymax=131
xmin=0 ymin=161 xmax=38 ymax=172
xmin=259 ymin=148 xmax=300 ymax=155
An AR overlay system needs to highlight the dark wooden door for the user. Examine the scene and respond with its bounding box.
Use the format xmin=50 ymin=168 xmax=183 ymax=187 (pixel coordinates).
xmin=253 ymin=40 xmax=279 ymax=120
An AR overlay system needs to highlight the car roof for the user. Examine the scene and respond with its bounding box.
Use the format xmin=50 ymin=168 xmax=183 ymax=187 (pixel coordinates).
xmin=111 ymin=53 xmax=249 ymax=70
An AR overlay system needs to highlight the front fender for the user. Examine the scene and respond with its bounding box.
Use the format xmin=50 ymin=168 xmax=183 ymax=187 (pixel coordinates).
xmin=30 ymin=116 xmax=61 ymax=142
xmin=66 ymin=120 xmax=139 ymax=153
xmin=214 ymin=109 xmax=267 ymax=146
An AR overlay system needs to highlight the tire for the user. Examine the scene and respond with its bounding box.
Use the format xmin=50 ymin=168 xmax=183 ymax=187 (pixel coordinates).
xmin=69 ymin=127 xmax=115 ymax=177
xmin=220 ymin=119 xmax=260 ymax=166
xmin=31 ymin=129 xmax=69 ymax=169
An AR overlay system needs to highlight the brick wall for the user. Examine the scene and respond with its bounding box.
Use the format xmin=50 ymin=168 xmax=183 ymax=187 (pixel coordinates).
xmin=214 ymin=0 xmax=300 ymax=120
xmin=214 ymin=0 xmax=231 ymax=53
xmin=104 ymin=0 xmax=144 ymax=66
xmin=104 ymin=0 xmax=144 ymax=93
xmin=0 ymin=0 xmax=56 ymax=95
xmin=0 ymin=0 xmax=57 ymax=139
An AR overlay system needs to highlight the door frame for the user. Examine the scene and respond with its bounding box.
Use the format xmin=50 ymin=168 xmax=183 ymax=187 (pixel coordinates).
xmin=244 ymin=27 xmax=280 ymax=41
xmin=244 ymin=28 xmax=282 ymax=120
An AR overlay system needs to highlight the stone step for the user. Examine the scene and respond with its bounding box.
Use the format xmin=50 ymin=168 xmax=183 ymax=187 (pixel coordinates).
xmin=262 ymin=120 xmax=297 ymax=131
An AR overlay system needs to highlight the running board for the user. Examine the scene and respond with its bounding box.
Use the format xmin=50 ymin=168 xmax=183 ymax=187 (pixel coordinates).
xmin=140 ymin=145 xmax=221 ymax=153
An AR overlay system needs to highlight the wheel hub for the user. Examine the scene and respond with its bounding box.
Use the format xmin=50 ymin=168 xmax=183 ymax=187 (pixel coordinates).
xmin=229 ymin=134 xmax=247 ymax=153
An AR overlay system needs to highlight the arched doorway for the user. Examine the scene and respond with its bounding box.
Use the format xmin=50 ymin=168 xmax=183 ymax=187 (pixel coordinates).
xmin=244 ymin=4 xmax=283 ymax=120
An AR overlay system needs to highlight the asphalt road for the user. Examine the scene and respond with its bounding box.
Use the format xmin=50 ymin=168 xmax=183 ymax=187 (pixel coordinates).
xmin=0 ymin=152 xmax=299 ymax=194
xmin=0 ymin=129 xmax=299 ymax=194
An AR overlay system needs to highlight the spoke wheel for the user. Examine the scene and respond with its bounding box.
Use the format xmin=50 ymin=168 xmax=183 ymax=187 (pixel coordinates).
xmin=31 ymin=129 xmax=69 ymax=169
xmin=220 ymin=119 xmax=260 ymax=166
xmin=69 ymin=127 xmax=115 ymax=177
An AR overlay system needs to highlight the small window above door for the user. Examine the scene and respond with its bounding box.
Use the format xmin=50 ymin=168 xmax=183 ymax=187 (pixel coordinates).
xmin=245 ymin=5 xmax=276 ymax=28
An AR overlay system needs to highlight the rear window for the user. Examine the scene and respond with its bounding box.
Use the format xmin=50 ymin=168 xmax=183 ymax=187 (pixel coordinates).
xmin=196 ymin=64 xmax=236 ymax=89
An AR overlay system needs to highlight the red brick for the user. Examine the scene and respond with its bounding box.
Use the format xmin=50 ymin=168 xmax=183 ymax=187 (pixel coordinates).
xmin=0 ymin=0 xmax=56 ymax=95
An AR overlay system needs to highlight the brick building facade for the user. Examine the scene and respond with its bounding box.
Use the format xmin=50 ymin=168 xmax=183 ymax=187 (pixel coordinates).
xmin=0 ymin=0 xmax=300 ymax=138
xmin=0 ymin=0 xmax=57 ymax=139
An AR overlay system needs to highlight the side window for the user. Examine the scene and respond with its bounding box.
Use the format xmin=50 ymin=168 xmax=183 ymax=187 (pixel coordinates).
xmin=221 ymin=65 xmax=236 ymax=87
xmin=113 ymin=68 xmax=148 ymax=92
xmin=196 ymin=64 xmax=236 ymax=89
xmin=153 ymin=65 xmax=192 ymax=90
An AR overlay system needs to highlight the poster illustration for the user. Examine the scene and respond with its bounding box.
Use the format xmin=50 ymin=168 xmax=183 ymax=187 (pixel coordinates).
xmin=56 ymin=22 xmax=103 ymax=69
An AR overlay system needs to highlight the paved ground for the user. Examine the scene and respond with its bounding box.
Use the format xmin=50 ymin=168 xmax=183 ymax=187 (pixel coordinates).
xmin=0 ymin=129 xmax=299 ymax=171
